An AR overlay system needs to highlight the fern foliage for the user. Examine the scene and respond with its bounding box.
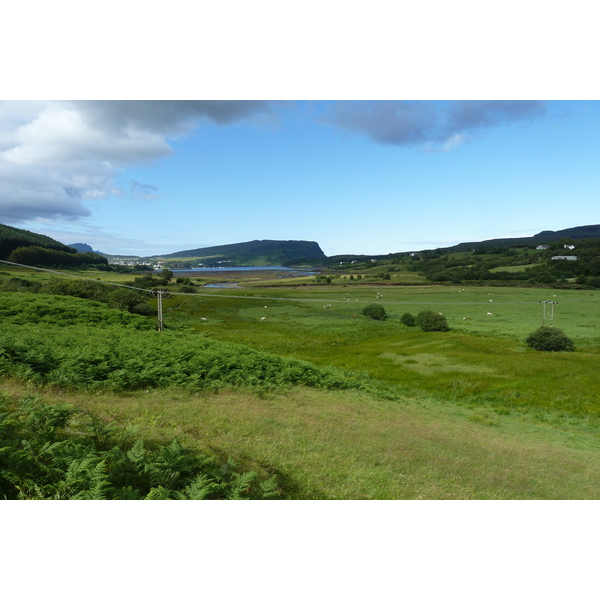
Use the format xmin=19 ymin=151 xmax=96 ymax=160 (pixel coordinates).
xmin=0 ymin=393 xmax=279 ymax=500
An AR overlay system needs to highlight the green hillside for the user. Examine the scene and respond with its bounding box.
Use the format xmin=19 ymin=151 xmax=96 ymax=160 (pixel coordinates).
xmin=448 ymin=224 xmax=600 ymax=252
xmin=153 ymin=239 xmax=326 ymax=266
xmin=0 ymin=224 xmax=77 ymax=260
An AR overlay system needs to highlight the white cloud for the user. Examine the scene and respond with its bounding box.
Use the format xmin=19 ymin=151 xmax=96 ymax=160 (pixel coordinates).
xmin=0 ymin=100 xmax=274 ymax=224
xmin=441 ymin=133 xmax=468 ymax=152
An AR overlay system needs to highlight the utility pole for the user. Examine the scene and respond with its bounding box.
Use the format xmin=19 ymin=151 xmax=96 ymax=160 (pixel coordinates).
xmin=151 ymin=288 xmax=171 ymax=331
xmin=538 ymin=300 xmax=558 ymax=327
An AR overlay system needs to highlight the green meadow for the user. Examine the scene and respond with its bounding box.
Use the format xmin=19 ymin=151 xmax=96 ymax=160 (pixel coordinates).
xmin=2 ymin=270 xmax=600 ymax=499
xmin=163 ymin=286 xmax=600 ymax=403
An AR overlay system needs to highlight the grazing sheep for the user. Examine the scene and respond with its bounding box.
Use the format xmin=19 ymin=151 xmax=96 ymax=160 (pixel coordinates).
xmin=487 ymin=312 xmax=492 ymax=316
xmin=261 ymin=317 xmax=266 ymax=320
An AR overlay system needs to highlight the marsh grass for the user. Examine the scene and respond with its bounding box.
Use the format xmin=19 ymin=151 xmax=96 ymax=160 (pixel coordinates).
xmin=164 ymin=288 xmax=600 ymax=420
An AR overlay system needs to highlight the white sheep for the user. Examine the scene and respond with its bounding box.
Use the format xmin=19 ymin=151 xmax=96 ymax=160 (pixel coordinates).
xmin=487 ymin=312 xmax=492 ymax=316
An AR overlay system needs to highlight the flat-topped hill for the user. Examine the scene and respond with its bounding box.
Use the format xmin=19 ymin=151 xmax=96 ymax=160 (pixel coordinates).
xmin=152 ymin=239 xmax=326 ymax=266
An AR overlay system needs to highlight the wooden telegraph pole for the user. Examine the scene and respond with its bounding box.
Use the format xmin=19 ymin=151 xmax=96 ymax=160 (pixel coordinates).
xmin=538 ymin=300 xmax=559 ymax=327
xmin=151 ymin=289 xmax=171 ymax=331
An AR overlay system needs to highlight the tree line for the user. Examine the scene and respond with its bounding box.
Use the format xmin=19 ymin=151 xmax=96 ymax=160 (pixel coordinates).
xmin=7 ymin=246 xmax=108 ymax=268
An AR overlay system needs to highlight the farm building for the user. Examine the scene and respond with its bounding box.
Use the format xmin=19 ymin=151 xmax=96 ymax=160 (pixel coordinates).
xmin=551 ymin=255 xmax=577 ymax=260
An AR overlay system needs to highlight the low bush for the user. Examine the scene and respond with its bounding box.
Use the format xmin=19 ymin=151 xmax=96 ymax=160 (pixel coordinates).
xmin=130 ymin=302 xmax=155 ymax=316
xmin=525 ymin=326 xmax=575 ymax=352
xmin=400 ymin=312 xmax=416 ymax=326
xmin=362 ymin=303 xmax=387 ymax=321
xmin=416 ymin=310 xmax=449 ymax=332
xmin=0 ymin=277 xmax=42 ymax=293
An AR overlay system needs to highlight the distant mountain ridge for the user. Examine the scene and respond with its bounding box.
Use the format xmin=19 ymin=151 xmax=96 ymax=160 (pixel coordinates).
xmin=446 ymin=224 xmax=600 ymax=252
xmin=68 ymin=243 xmax=103 ymax=254
xmin=3 ymin=223 xmax=600 ymax=266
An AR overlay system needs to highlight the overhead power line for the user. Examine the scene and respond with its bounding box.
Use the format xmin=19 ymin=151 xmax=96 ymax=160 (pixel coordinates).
xmin=1 ymin=258 xmax=548 ymax=307
xmin=0 ymin=259 xmax=152 ymax=293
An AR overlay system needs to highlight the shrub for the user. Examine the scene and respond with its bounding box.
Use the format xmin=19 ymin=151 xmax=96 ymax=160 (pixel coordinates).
xmin=525 ymin=326 xmax=575 ymax=352
xmin=362 ymin=303 xmax=387 ymax=321
xmin=416 ymin=310 xmax=449 ymax=332
xmin=107 ymin=288 xmax=146 ymax=311
xmin=0 ymin=277 xmax=42 ymax=293
xmin=130 ymin=302 xmax=155 ymax=316
xmin=400 ymin=312 xmax=416 ymax=326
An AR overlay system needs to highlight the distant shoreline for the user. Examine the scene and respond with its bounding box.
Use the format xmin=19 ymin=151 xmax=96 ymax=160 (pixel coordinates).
xmin=172 ymin=266 xmax=293 ymax=273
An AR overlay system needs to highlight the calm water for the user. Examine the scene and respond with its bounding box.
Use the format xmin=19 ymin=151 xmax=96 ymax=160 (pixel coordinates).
xmin=171 ymin=266 xmax=317 ymax=286
xmin=172 ymin=266 xmax=297 ymax=273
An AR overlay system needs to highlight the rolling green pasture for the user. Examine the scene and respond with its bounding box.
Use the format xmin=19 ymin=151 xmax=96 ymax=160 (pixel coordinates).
xmin=160 ymin=285 xmax=600 ymax=420
xmin=2 ymin=273 xmax=600 ymax=499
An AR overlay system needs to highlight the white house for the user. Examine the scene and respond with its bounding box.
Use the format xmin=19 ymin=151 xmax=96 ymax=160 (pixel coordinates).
xmin=551 ymin=255 xmax=577 ymax=261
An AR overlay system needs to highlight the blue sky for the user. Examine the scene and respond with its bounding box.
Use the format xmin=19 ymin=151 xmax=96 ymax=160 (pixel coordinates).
xmin=1 ymin=100 xmax=599 ymax=257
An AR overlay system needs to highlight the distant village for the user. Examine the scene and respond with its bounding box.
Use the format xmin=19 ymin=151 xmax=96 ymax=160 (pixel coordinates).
xmin=107 ymin=258 xmax=233 ymax=269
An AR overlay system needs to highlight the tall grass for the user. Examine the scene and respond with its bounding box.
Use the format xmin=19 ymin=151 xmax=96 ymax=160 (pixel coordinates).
xmin=11 ymin=384 xmax=599 ymax=500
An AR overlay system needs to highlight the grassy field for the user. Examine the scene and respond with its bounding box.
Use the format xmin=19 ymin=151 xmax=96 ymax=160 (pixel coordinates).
xmin=157 ymin=285 xmax=600 ymax=419
xmin=2 ymin=267 xmax=600 ymax=499
xmin=3 ymin=381 xmax=599 ymax=499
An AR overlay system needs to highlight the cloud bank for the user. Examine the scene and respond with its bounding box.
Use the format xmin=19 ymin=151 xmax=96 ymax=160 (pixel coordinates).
xmin=1 ymin=100 xmax=548 ymax=226
xmin=0 ymin=100 xmax=273 ymax=223
xmin=324 ymin=100 xmax=547 ymax=150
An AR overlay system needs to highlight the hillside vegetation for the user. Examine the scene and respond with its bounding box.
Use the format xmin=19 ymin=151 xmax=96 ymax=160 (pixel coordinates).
xmin=0 ymin=293 xmax=352 ymax=393
xmin=0 ymin=223 xmax=78 ymax=260
xmin=0 ymin=224 xmax=109 ymax=268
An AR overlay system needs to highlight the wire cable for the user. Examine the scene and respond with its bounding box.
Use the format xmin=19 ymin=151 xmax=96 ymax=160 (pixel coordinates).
xmin=0 ymin=258 xmax=544 ymax=305
xmin=0 ymin=259 xmax=152 ymax=293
